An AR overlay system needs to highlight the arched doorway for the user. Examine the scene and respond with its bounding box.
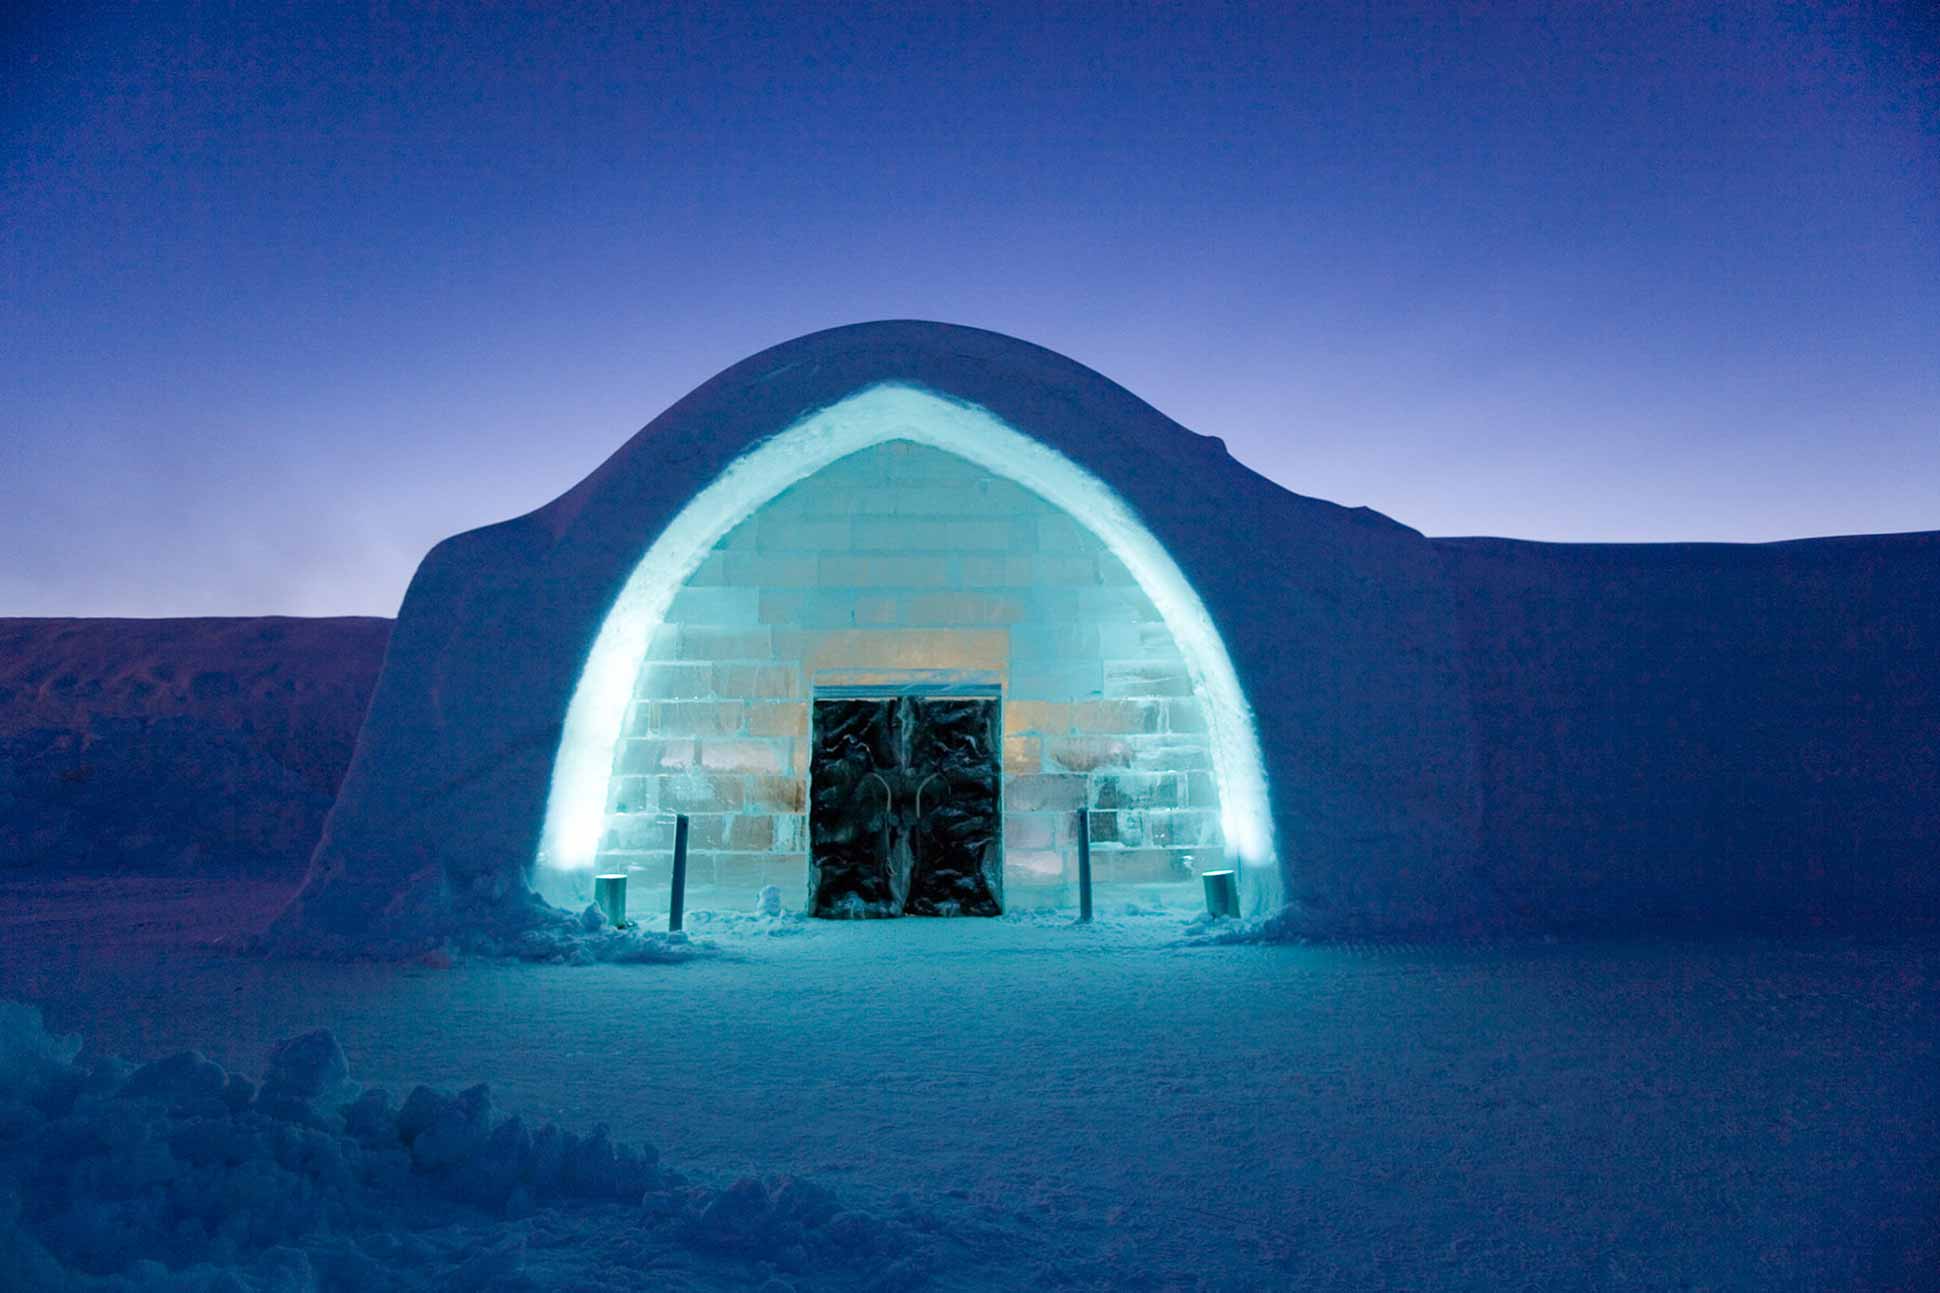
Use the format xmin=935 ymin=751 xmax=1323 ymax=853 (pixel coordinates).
xmin=536 ymin=383 xmax=1278 ymax=916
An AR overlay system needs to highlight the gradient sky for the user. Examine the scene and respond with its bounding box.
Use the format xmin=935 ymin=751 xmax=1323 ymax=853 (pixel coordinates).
xmin=5 ymin=2 xmax=1936 ymax=617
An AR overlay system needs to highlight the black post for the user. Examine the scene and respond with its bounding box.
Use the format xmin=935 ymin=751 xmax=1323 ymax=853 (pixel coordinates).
xmin=1076 ymin=808 xmax=1093 ymax=923
xmin=669 ymin=813 xmax=690 ymax=932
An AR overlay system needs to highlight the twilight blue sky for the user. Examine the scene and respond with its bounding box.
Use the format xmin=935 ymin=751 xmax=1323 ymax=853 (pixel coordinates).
xmin=4 ymin=2 xmax=1936 ymax=616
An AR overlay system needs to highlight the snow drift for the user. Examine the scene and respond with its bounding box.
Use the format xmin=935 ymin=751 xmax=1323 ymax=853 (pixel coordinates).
xmin=0 ymin=1000 xmax=959 ymax=1290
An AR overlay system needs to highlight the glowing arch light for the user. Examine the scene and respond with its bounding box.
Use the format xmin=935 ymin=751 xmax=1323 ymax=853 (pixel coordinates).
xmin=537 ymin=383 xmax=1282 ymax=914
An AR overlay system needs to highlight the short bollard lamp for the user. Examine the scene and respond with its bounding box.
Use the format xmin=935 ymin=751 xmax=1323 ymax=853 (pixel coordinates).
xmin=1202 ymin=869 xmax=1240 ymax=919
xmin=594 ymin=873 xmax=630 ymax=929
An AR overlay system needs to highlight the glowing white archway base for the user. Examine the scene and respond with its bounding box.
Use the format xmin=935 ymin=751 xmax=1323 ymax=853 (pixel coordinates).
xmin=537 ymin=383 xmax=1282 ymax=914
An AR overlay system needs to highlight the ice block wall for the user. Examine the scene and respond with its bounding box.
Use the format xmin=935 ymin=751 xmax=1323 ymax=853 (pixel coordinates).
xmin=597 ymin=440 xmax=1223 ymax=907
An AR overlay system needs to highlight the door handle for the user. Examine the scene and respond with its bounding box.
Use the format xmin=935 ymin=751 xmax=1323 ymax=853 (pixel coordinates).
xmin=863 ymin=771 xmax=893 ymax=821
xmin=913 ymin=771 xmax=947 ymax=824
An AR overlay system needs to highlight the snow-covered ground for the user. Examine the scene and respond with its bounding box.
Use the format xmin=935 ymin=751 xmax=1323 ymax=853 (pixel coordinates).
xmin=2 ymin=878 xmax=1935 ymax=1290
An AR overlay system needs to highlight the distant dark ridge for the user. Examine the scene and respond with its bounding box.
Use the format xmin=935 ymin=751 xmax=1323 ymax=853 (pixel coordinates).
xmin=0 ymin=617 xmax=391 ymax=873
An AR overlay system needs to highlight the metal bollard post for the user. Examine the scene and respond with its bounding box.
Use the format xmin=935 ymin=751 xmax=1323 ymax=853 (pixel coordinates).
xmin=1202 ymin=868 xmax=1240 ymax=918
xmin=1076 ymin=808 xmax=1093 ymax=923
xmin=594 ymin=873 xmax=629 ymax=928
xmin=669 ymin=813 xmax=690 ymax=932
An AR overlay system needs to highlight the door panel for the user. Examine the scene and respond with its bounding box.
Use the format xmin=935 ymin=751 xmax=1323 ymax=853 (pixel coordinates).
xmin=807 ymin=698 xmax=906 ymax=917
xmin=808 ymin=694 xmax=1003 ymax=918
xmin=904 ymin=698 xmax=1003 ymax=916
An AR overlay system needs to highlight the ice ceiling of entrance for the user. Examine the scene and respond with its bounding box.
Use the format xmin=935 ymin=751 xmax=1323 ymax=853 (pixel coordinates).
xmin=536 ymin=383 xmax=1278 ymax=912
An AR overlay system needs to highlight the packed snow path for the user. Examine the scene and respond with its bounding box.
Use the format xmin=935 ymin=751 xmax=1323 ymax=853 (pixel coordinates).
xmin=2 ymin=879 xmax=1935 ymax=1290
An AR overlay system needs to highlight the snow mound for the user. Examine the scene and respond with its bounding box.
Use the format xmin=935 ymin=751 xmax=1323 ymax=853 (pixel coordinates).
xmin=1176 ymin=903 xmax=1312 ymax=945
xmin=457 ymin=912 xmax=717 ymax=962
xmin=0 ymin=1000 xmax=964 ymax=1290
xmin=681 ymin=906 xmax=814 ymax=938
xmin=448 ymin=902 xmax=716 ymax=965
xmin=265 ymin=890 xmax=719 ymax=966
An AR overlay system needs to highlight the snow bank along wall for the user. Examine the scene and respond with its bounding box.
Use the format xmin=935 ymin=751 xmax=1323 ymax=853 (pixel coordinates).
xmin=1437 ymin=534 xmax=1940 ymax=930
xmin=264 ymin=321 xmax=1937 ymax=948
xmin=0 ymin=617 xmax=389 ymax=872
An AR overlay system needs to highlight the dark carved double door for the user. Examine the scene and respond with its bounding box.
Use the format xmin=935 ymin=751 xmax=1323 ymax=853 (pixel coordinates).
xmin=807 ymin=693 xmax=1002 ymax=918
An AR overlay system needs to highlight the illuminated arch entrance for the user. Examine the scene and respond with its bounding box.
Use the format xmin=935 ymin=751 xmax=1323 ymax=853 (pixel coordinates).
xmin=536 ymin=382 xmax=1278 ymax=914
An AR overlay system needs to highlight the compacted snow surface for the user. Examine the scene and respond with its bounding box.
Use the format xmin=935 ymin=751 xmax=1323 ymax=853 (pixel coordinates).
xmin=1 ymin=880 xmax=1934 ymax=1291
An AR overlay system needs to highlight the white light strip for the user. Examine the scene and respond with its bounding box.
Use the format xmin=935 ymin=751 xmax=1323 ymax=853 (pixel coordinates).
xmin=537 ymin=384 xmax=1282 ymax=912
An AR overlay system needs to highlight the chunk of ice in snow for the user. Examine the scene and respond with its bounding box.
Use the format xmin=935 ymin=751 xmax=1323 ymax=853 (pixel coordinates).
xmin=120 ymin=1050 xmax=228 ymax=1106
xmin=261 ymin=1028 xmax=350 ymax=1104
xmin=0 ymin=1001 xmax=79 ymax=1099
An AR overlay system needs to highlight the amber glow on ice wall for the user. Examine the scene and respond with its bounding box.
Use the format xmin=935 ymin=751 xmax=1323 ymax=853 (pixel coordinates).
xmin=536 ymin=383 xmax=1282 ymax=913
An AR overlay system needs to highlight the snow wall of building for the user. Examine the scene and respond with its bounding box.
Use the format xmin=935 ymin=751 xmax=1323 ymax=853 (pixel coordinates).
xmin=1436 ymin=533 xmax=1940 ymax=930
xmin=270 ymin=321 xmax=1482 ymax=951
xmin=266 ymin=321 xmax=1939 ymax=952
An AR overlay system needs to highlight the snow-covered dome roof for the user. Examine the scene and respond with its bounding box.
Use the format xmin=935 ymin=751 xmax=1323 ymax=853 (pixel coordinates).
xmin=273 ymin=321 xmax=1486 ymax=953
